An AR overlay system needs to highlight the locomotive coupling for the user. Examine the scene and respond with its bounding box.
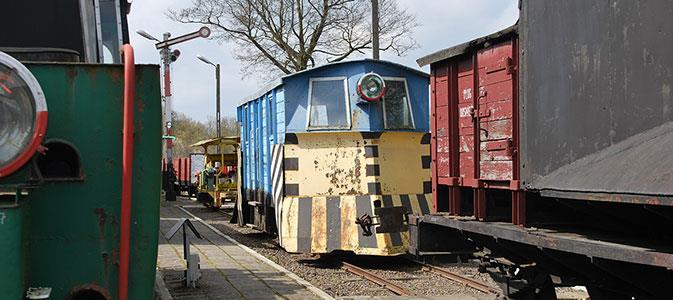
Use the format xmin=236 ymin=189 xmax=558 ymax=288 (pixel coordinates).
xmin=355 ymin=206 xmax=410 ymax=237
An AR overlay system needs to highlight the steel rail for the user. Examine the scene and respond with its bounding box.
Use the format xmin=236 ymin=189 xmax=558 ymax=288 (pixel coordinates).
xmin=416 ymin=262 xmax=498 ymax=294
xmin=341 ymin=261 xmax=414 ymax=296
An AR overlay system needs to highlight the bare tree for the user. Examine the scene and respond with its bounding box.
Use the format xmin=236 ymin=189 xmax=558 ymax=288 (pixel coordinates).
xmin=168 ymin=0 xmax=418 ymax=78
xmin=172 ymin=112 xmax=239 ymax=156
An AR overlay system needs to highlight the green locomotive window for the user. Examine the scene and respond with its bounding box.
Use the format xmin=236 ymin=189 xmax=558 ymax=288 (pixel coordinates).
xmin=383 ymin=79 xmax=414 ymax=129
xmin=308 ymin=78 xmax=350 ymax=129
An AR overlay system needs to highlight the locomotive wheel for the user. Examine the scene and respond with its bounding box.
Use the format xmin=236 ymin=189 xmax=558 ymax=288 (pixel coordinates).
xmin=188 ymin=186 xmax=197 ymax=198
xmin=196 ymin=192 xmax=214 ymax=207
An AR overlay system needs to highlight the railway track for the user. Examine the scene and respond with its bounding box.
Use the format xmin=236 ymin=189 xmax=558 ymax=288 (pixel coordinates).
xmin=208 ymin=202 xmax=499 ymax=296
xmin=340 ymin=261 xmax=414 ymax=296
xmin=339 ymin=258 xmax=499 ymax=297
xmin=413 ymin=260 xmax=499 ymax=294
xmin=182 ymin=200 xmax=502 ymax=297
xmin=213 ymin=202 xmax=499 ymax=296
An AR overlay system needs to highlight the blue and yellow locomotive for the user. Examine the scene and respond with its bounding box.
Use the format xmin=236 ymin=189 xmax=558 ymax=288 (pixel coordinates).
xmin=237 ymin=59 xmax=430 ymax=255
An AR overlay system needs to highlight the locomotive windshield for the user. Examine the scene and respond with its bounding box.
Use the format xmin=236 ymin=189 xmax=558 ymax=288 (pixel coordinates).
xmin=383 ymin=79 xmax=414 ymax=129
xmin=0 ymin=0 xmax=129 ymax=63
xmin=308 ymin=78 xmax=350 ymax=129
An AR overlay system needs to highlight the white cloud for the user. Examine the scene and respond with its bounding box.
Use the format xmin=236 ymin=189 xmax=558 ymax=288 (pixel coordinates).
xmin=127 ymin=0 xmax=519 ymax=121
xmin=382 ymin=0 xmax=519 ymax=71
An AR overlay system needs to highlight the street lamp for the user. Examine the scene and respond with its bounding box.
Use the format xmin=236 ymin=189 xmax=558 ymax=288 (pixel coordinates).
xmin=137 ymin=26 xmax=211 ymax=202
xmin=136 ymin=29 xmax=160 ymax=42
xmin=197 ymin=54 xmax=221 ymax=152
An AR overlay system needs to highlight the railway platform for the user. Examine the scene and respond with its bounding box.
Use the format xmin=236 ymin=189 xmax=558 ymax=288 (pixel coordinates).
xmin=156 ymin=199 xmax=331 ymax=299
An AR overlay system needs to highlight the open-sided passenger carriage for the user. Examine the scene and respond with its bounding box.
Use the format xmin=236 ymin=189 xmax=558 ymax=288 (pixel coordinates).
xmin=190 ymin=136 xmax=239 ymax=209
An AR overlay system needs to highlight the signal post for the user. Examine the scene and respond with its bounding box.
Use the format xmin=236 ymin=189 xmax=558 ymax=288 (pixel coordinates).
xmin=137 ymin=27 xmax=211 ymax=201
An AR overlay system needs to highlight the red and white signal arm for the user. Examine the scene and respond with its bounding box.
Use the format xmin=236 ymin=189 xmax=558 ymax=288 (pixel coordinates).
xmin=0 ymin=51 xmax=48 ymax=178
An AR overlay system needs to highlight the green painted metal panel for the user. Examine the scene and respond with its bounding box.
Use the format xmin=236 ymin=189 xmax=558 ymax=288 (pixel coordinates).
xmin=0 ymin=203 xmax=25 ymax=299
xmin=18 ymin=63 xmax=162 ymax=299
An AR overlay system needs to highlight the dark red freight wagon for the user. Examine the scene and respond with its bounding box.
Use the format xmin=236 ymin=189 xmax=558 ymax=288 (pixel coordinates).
xmin=411 ymin=1 xmax=673 ymax=298
xmin=162 ymin=157 xmax=192 ymax=195
xmin=420 ymin=26 xmax=524 ymax=224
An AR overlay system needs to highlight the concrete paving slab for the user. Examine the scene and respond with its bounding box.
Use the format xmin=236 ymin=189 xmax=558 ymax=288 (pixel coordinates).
xmin=157 ymin=201 xmax=332 ymax=300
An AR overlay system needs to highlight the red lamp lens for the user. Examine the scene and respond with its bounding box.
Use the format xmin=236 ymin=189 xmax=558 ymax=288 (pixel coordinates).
xmin=357 ymin=73 xmax=386 ymax=102
xmin=0 ymin=51 xmax=48 ymax=177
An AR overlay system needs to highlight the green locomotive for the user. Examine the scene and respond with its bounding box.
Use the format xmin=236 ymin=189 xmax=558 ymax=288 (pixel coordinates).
xmin=0 ymin=1 xmax=162 ymax=299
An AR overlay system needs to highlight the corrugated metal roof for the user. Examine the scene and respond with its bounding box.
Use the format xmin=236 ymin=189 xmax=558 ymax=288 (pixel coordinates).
xmin=237 ymin=59 xmax=429 ymax=106
xmin=416 ymin=24 xmax=518 ymax=67
xmin=236 ymin=78 xmax=283 ymax=107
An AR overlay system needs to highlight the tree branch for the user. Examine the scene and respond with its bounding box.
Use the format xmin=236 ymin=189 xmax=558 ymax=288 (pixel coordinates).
xmin=167 ymin=0 xmax=419 ymax=78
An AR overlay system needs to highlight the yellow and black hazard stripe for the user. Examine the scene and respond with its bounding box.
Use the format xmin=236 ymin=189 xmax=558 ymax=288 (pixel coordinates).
xmin=281 ymin=194 xmax=432 ymax=255
xmin=421 ymin=133 xmax=432 ymax=195
xmin=363 ymin=132 xmax=382 ymax=195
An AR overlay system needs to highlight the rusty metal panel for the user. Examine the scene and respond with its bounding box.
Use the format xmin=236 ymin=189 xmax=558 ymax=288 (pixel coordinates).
xmin=520 ymin=0 xmax=673 ymax=198
xmin=427 ymin=29 xmax=520 ymax=220
xmin=435 ymin=101 xmax=451 ymax=179
xmin=456 ymin=58 xmax=476 ymax=181
xmin=284 ymin=132 xmax=368 ymax=196
xmin=477 ymin=40 xmax=515 ymax=181
xmin=430 ymin=66 xmax=439 ymax=209
xmin=430 ymin=38 xmax=517 ymax=185
xmin=434 ymin=64 xmax=450 ymax=107
xmin=283 ymin=132 xmax=430 ymax=196
xmin=435 ymin=106 xmax=450 ymax=138
xmin=436 ymin=137 xmax=451 ymax=178
xmin=18 ymin=63 xmax=162 ymax=299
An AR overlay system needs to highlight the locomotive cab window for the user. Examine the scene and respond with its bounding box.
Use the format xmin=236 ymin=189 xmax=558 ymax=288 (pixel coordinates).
xmin=307 ymin=77 xmax=350 ymax=129
xmin=383 ymin=78 xmax=414 ymax=129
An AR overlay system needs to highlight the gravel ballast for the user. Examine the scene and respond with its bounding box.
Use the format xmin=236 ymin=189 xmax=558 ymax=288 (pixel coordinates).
xmin=179 ymin=197 xmax=502 ymax=298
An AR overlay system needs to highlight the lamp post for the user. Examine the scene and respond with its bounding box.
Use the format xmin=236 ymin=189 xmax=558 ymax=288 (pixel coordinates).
xmin=371 ymin=0 xmax=380 ymax=59
xmin=196 ymin=54 xmax=221 ymax=152
xmin=137 ymin=26 xmax=211 ymax=202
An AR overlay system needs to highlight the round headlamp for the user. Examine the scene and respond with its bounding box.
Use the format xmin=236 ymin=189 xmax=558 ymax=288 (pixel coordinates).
xmin=0 ymin=51 xmax=48 ymax=177
xmin=357 ymin=73 xmax=386 ymax=102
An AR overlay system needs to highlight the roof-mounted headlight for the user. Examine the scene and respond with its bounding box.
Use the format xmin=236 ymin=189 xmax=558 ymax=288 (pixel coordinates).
xmin=0 ymin=51 xmax=48 ymax=177
xmin=357 ymin=72 xmax=386 ymax=102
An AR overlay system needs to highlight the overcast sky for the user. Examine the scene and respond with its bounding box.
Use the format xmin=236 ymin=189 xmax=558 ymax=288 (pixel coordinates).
xmin=128 ymin=0 xmax=519 ymax=121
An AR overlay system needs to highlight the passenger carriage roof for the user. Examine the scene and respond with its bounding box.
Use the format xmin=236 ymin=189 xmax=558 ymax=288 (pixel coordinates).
xmin=189 ymin=136 xmax=240 ymax=148
xmin=237 ymin=59 xmax=429 ymax=106
xmin=416 ymin=24 xmax=517 ymax=67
